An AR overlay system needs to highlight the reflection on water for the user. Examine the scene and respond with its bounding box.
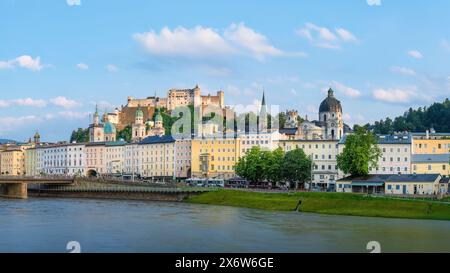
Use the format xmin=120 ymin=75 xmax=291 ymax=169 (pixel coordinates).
xmin=0 ymin=197 xmax=449 ymax=253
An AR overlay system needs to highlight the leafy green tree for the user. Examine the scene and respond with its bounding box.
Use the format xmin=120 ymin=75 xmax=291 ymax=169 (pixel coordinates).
xmin=266 ymin=147 xmax=285 ymax=183
xmin=282 ymin=148 xmax=312 ymax=188
xmin=235 ymin=146 xmax=266 ymax=183
xmin=70 ymin=128 xmax=89 ymax=143
xmin=337 ymin=127 xmax=382 ymax=177
xmin=364 ymin=98 xmax=450 ymax=133
xmin=117 ymin=125 xmax=132 ymax=142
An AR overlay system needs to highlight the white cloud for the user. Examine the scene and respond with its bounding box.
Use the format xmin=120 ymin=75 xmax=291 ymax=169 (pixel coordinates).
xmin=367 ymin=0 xmax=381 ymax=6
xmin=335 ymin=28 xmax=358 ymax=42
xmin=0 ymin=55 xmax=44 ymax=71
xmin=133 ymin=23 xmax=305 ymax=61
xmin=390 ymin=66 xmax=416 ymax=76
xmin=106 ymin=64 xmax=119 ymax=72
xmin=332 ymin=81 xmax=362 ymax=98
xmin=76 ymin=63 xmax=89 ymax=70
xmin=372 ymin=87 xmax=431 ymax=103
xmin=296 ymin=23 xmax=358 ymax=50
xmin=58 ymin=111 xmax=90 ymax=119
xmin=0 ymin=61 xmax=14 ymax=69
xmin=12 ymin=98 xmax=47 ymax=107
xmin=0 ymin=115 xmax=41 ymax=134
xmin=290 ymin=89 xmax=298 ymax=96
xmin=50 ymin=96 xmax=82 ymax=109
xmin=66 ymin=0 xmax=81 ymax=6
xmin=134 ymin=25 xmax=235 ymax=58
xmin=224 ymin=23 xmax=304 ymax=61
xmin=407 ymin=50 xmax=423 ymax=59
xmin=0 ymin=100 xmax=11 ymax=108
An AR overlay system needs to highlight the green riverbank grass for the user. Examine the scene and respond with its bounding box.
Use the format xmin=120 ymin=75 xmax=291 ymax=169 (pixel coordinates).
xmin=186 ymin=190 xmax=450 ymax=221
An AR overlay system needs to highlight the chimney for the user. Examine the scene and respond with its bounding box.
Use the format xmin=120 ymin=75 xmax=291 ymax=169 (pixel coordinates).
xmin=426 ymin=130 xmax=429 ymax=139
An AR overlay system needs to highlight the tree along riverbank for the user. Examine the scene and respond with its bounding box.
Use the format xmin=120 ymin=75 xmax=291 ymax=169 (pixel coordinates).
xmin=186 ymin=190 xmax=450 ymax=221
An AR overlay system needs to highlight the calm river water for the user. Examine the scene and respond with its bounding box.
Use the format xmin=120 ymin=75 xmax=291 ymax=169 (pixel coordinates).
xmin=1 ymin=197 xmax=449 ymax=253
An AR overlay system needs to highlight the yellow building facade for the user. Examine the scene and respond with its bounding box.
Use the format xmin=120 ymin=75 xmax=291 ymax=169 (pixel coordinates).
xmin=412 ymin=132 xmax=450 ymax=154
xmin=191 ymin=137 xmax=241 ymax=179
xmin=0 ymin=147 xmax=26 ymax=176
xmin=411 ymin=154 xmax=450 ymax=176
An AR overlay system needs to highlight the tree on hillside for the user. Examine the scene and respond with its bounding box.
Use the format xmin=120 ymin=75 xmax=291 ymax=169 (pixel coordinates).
xmin=116 ymin=125 xmax=132 ymax=142
xmin=362 ymin=98 xmax=450 ymax=133
xmin=282 ymin=148 xmax=312 ymax=188
xmin=337 ymin=127 xmax=382 ymax=177
xmin=70 ymin=128 xmax=89 ymax=143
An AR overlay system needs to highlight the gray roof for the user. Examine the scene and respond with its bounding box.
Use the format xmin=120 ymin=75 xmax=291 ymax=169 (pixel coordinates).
xmin=377 ymin=134 xmax=411 ymax=144
xmin=339 ymin=134 xmax=411 ymax=145
xmin=411 ymin=132 xmax=450 ymax=137
xmin=411 ymin=154 xmax=450 ymax=163
xmin=440 ymin=177 xmax=449 ymax=184
xmin=337 ymin=174 xmax=391 ymax=183
xmin=105 ymin=140 xmax=128 ymax=147
xmin=279 ymin=128 xmax=297 ymax=135
xmin=338 ymin=174 xmax=440 ymax=183
xmin=139 ymin=135 xmax=175 ymax=145
xmin=387 ymin=174 xmax=440 ymax=182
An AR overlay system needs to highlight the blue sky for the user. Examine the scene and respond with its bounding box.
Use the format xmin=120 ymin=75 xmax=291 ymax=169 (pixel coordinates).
xmin=1 ymin=0 xmax=450 ymax=142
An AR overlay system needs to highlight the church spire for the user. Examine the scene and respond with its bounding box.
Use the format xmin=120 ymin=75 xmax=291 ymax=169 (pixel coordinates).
xmin=261 ymin=90 xmax=266 ymax=107
xmin=259 ymin=90 xmax=268 ymax=133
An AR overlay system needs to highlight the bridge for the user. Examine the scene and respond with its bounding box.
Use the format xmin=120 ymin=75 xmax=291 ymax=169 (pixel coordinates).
xmin=0 ymin=176 xmax=74 ymax=199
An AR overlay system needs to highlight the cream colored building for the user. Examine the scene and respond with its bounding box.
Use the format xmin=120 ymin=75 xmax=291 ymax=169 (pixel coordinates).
xmin=105 ymin=141 xmax=126 ymax=175
xmin=138 ymin=135 xmax=176 ymax=179
xmin=85 ymin=142 xmax=106 ymax=176
xmin=385 ymin=174 xmax=441 ymax=195
xmin=25 ymin=148 xmax=37 ymax=176
xmin=369 ymin=134 xmax=412 ymax=175
xmin=175 ymin=139 xmax=192 ymax=179
xmin=337 ymin=174 xmax=441 ymax=195
xmin=123 ymin=143 xmax=140 ymax=177
xmin=279 ymin=139 xmax=339 ymax=189
xmin=239 ymin=131 xmax=281 ymax=156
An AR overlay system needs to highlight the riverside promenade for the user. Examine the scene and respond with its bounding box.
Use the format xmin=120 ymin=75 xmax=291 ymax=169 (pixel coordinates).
xmin=26 ymin=177 xmax=212 ymax=202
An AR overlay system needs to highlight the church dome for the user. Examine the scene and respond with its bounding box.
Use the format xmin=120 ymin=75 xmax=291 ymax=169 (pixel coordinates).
xmin=155 ymin=112 xmax=163 ymax=122
xmin=319 ymin=88 xmax=342 ymax=113
xmin=104 ymin=122 xmax=116 ymax=134
xmin=135 ymin=107 xmax=144 ymax=118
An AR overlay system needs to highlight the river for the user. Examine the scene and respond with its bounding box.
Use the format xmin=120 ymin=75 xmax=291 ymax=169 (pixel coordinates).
xmin=1 ymin=197 xmax=449 ymax=253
